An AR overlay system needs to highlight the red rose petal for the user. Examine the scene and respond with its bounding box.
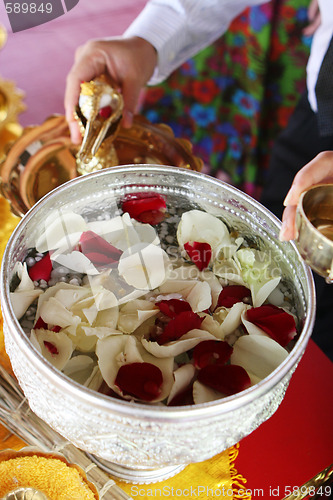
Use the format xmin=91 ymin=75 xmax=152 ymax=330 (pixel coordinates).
xmin=217 ymin=285 xmax=251 ymax=308
xmin=157 ymin=299 xmax=192 ymax=318
xmin=99 ymin=105 xmax=112 ymax=119
xmin=79 ymin=231 xmax=122 ymax=266
xmin=168 ymin=384 xmax=194 ymax=406
xmin=157 ymin=311 xmax=204 ymax=345
xmin=34 ymin=317 xmax=47 ymax=329
xmin=121 ymin=192 xmax=167 ymax=225
xmin=115 ymin=362 xmax=163 ymax=402
xmin=193 ymin=340 xmax=233 ymax=369
xmin=28 ymin=253 xmax=52 ymax=282
xmin=34 ymin=317 xmax=61 ymax=333
xmin=246 ymin=304 xmax=297 ymax=347
xmin=197 ymin=364 xmax=251 ymax=396
xmin=43 ymin=341 xmax=59 ymax=356
xmin=184 ymin=241 xmax=212 ymax=271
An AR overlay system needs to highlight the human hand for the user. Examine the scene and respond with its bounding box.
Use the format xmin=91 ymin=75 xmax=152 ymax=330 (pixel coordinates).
xmin=64 ymin=36 xmax=157 ymax=143
xmin=303 ymin=0 xmax=321 ymax=37
xmin=279 ymin=151 xmax=333 ymax=241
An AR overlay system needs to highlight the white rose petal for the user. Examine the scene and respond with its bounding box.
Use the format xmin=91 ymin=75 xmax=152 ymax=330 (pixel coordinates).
xmin=118 ymin=242 xmax=171 ymax=290
xmin=184 ymin=281 xmax=212 ymax=313
xmin=30 ymin=328 xmax=73 ymax=370
xmin=177 ymin=209 xmax=230 ymax=253
xmin=36 ymin=211 xmax=87 ymax=253
xmin=220 ymin=302 xmax=249 ymax=337
xmin=193 ymin=380 xmax=222 ymax=404
xmin=167 ymin=364 xmax=196 ymax=405
xmin=141 ymin=329 xmax=216 ymax=358
xmin=10 ymin=290 xmax=43 ymax=320
xmin=14 ymin=262 xmax=34 ymax=292
xmin=51 ymin=250 xmax=99 ymax=276
xmin=96 ymin=335 xmax=174 ymax=402
xmin=40 ymin=297 xmax=81 ymax=329
xmin=252 ymin=277 xmax=281 ymax=308
xmin=230 ymin=334 xmax=288 ymax=380
xmin=118 ymin=300 xmax=158 ymax=334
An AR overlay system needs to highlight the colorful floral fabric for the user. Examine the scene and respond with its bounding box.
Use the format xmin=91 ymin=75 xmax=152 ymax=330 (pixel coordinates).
xmin=140 ymin=0 xmax=312 ymax=199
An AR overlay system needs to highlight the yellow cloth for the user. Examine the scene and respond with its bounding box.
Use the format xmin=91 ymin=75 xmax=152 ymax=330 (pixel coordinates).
xmin=0 ymin=195 xmax=250 ymax=499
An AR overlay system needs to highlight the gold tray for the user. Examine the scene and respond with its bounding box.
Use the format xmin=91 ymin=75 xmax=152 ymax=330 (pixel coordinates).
xmin=0 ymin=114 xmax=202 ymax=217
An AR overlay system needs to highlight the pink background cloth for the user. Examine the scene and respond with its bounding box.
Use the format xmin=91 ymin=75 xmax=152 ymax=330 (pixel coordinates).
xmin=0 ymin=0 xmax=147 ymax=126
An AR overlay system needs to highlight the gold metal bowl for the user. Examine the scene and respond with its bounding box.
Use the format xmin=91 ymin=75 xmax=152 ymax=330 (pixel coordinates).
xmin=295 ymin=184 xmax=333 ymax=283
xmin=0 ymin=115 xmax=202 ymax=217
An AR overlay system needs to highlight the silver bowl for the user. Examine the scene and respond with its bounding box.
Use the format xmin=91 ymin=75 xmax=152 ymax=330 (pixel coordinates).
xmin=0 ymin=165 xmax=316 ymax=483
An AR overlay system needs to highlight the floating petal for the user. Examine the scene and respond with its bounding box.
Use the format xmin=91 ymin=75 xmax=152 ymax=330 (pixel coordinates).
xmin=230 ymin=334 xmax=289 ymax=379
xmin=216 ymin=285 xmax=251 ymax=308
xmin=177 ymin=210 xmax=230 ymax=253
xmin=142 ymin=329 xmax=215 ymax=358
xmin=184 ymin=241 xmax=212 ymax=271
xmin=167 ymin=364 xmax=196 ymax=406
xmin=193 ymin=380 xmax=222 ymax=404
xmin=14 ymin=262 xmax=34 ymax=291
xmin=10 ymin=289 xmax=43 ymax=320
xmin=28 ymin=253 xmax=52 ymax=282
xmin=197 ymin=363 xmax=251 ymax=396
xmin=118 ymin=242 xmax=171 ymax=290
xmin=30 ymin=328 xmax=73 ymax=370
xmin=121 ymin=192 xmax=167 ymax=225
xmin=245 ymin=304 xmax=297 ymax=347
xmin=36 ymin=210 xmax=87 ymax=253
xmin=193 ymin=339 xmax=233 ymax=369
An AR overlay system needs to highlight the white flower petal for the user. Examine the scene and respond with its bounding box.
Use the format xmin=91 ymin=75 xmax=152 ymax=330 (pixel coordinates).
xmin=252 ymin=277 xmax=281 ymax=308
xmin=158 ymin=279 xmax=195 ymax=295
xmin=118 ymin=242 xmax=171 ymax=290
xmin=36 ymin=211 xmax=87 ymax=253
xmin=177 ymin=209 xmax=230 ymax=252
xmin=65 ymin=323 xmax=98 ymax=352
xmin=14 ymin=262 xmax=34 ymax=292
xmin=133 ymin=220 xmax=160 ymax=246
xmin=141 ymin=329 xmax=215 ymax=358
xmin=219 ymin=302 xmax=249 ymax=337
xmin=230 ymin=334 xmax=288 ymax=380
xmin=54 ymin=287 xmax=91 ymax=309
xmin=118 ymin=300 xmax=158 ymax=334
xmin=62 ymin=354 xmax=103 ymax=391
xmin=36 ymin=282 xmax=87 ymax=320
xmin=96 ymin=335 xmax=174 ymax=402
xmin=193 ymin=380 xmax=222 ymax=404
xmin=200 ymin=314 xmax=225 ymax=339
xmin=241 ymin=309 xmax=267 ymax=337
xmin=39 ymin=297 xmax=81 ymax=329
xmin=184 ymin=281 xmax=212 ymax=313
xmin=81 ymin=325 xmax=122 ymax=339
xmin=10 ymin=290 xmax=43 ymax=320
xmin=95 ymin=307 xmax=119 ymax=329
xmin=51 ymin=250 xmax=99 ymax=276
xmin=167 ymin=364 xmax=196 ymax=405
xmin=30 ymin=328 xmax=73 ymax=370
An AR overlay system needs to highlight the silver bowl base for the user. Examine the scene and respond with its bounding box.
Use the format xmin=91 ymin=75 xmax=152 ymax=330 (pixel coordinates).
xmin=87 ymin=454 xmax=187 ymax=484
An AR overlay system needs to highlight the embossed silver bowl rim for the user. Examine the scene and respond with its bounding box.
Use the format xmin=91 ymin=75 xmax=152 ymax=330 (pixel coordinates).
xmin=0 ymin=165 xmax=316 ymax=422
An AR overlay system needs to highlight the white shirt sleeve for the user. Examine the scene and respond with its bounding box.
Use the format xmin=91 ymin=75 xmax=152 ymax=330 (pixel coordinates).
xmin=306 ymin=0 xmax=333 ymax=112
xmin=124 ymin=0 xmax=269 ymax=84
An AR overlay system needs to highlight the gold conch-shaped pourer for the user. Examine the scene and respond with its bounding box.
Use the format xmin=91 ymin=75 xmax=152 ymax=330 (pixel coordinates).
xmin=74 ymin=77 xmax=124 ymax=175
